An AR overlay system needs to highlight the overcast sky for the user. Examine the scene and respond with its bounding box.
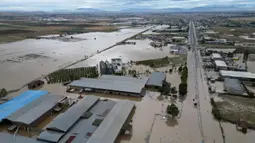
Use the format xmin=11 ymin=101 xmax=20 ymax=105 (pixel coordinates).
xmin=0 ymin=0 xmax=255 ymax=11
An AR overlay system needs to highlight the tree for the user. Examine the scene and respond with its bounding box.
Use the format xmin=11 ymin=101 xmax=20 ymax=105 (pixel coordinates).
xmin=178 ymin=66 xmax=183 ymax=72
xmin=0 ymin=88 xmax=8 ymax=97
xmin=171 ymin=87 xmax=177 ymax=94
xmin=167 ymin=103 xmax=179 ymax=119
xmin=179 ymin=83 xmax=187 ymax=95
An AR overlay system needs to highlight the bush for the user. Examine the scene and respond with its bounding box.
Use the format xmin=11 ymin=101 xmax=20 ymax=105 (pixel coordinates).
xmin=167 ymin=103 xmax=180 ymax=118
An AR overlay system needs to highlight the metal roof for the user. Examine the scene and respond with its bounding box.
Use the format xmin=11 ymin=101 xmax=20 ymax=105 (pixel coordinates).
xmin=0 ymin=132 xmax=41 ymax=143
xmin=100 ymin=75 xmax=148 ymax=84
xmin=212 ymin=53 xmax=222 ymax=59
xmin=45 ymin=96 xmax=99 ymax=133
xmin=37 ymin=130 xmax=65 ymax=143
xmin=215 ymin=60 xmax=227 ymax=67
xmin=59 ymin=100 xmax=116 ymax=143
xmin=220 ymin=70 xmax=255 ymax=80
xmin=0 ymin=90 xmax=48 ymax=121
xmin=69 ymin=76 xmax=146 ymax=94
xmin=87 ymin=100 xmax=135 ymax=143
xmin=146 ymin=72 xmax=166 ymax=87
xmin=5 ymin=94 xmax=64 ymax=126
xmin=224 ymin=78 xmax=245 ymax=95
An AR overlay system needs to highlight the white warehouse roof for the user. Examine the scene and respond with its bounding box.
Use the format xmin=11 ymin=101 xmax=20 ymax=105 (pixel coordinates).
xmin=212 ymin=53 xmax=222 ymax=59
xmin=220 ymin=70 xmax=255 ymax=80
xmin=215 ymin=60 xmax=227 ymax=68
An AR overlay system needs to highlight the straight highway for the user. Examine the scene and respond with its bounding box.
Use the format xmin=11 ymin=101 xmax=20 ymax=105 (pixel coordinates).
xmin=188 ymin=21 xmax=224 ymax=143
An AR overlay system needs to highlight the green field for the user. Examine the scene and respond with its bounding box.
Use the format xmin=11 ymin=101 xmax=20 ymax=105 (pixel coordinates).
xmin=228 ymin=17 xmax=255 ymax=22
xmin=135 ymin=55 xmax=187 ymax=68
xmin=0 ymin=21 xmax=119 ymax=43
xmin=214 ymin=95 xmax=255 ymax=126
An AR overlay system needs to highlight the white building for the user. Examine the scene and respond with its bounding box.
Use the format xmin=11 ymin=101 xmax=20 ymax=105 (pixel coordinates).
xmin=211 ymin=53 xmax=222 ymax=60
xmin=214 ymin=60 xmax=227 ymax=71
xmin=217 ymin=39 xmax=227 ymax=44
xmin=111 ymin=58 xmax=123 ymax=73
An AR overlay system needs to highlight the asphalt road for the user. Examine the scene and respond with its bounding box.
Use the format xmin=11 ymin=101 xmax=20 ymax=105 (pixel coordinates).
xmin=188 ymin=21 xmax=224 ymax=143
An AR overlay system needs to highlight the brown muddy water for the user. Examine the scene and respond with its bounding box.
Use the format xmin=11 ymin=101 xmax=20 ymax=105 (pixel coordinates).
xmin=69 ymin=39 xmax=175 ymax=68
xmin=0 ymin=27 xmax=152 ymax=90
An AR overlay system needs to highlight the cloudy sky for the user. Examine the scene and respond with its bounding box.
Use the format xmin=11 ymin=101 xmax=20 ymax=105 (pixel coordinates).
xmin=0 ymin=0 xmax=255 ymax=11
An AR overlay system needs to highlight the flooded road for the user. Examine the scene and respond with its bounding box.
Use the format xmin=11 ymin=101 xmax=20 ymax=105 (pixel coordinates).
xmin=0 ymin=27 xmax=149 ymax=90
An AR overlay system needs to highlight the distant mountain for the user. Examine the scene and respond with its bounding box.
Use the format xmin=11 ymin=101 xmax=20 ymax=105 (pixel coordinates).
xmin=75 ymin=8 xmax=105 ymax=13
xmin=121 ymin=5 xmax=255 ymax=13
xmin=188 ymin=5 xmax=253 ymax=12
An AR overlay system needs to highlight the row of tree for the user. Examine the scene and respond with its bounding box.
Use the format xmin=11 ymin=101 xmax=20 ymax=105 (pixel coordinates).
xmin=47 ymin=67 xmax=98 ymax=84
xmin=0 ymin=88 xmax=8 ymax=98
xmin=179 ymin=65 xmax=188 ymax=95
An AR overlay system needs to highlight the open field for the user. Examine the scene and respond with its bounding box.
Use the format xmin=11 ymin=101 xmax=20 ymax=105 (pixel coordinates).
xmin=215 ymin=94 xmax=255 ymax=126
xmin=135 ymin=55 xmax=187 ymax=68
xmin=229 ymin=17 xmax=255 ymax=22
xmin=0 ymin=20 xmax=119 ymax=43
xmin=212 ymin=26 xmax=255 ymax=36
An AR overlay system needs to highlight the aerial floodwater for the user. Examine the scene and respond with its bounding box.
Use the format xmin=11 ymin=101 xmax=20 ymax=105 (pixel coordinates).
xmin=0 ymin=27 xmax=149 ymax=90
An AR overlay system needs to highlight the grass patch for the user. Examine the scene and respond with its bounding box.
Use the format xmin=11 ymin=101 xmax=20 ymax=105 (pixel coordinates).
xmin=214 ymin=95 xmax=255 ymax=126
xmin=135 ymin=55 xmax=186 ymax=68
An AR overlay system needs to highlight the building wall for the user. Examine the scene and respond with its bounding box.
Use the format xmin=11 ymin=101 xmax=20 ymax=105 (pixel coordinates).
xmin=69 ymin=86 xmax=142 ymax=97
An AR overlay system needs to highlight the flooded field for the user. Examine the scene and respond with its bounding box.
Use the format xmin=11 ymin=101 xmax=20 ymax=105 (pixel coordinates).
xmin=70 ymin=39 xmax=175 ymax=68
xmin=0 ymin=27 xmax=149 ymax=90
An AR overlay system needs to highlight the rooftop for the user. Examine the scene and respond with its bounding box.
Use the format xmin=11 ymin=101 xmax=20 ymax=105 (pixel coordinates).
xmin=5 ymin=94 xmax=65 ymax=126
xmin=146 ymin=72 xmax=166 ymax=87
xmin=44 ymin=96 xmax=99 ymax=133
xmin=0 ymin=90 xmax=48 ymax=121
xmin=212 ymin=53 xmax=222 ymax=59
xmin=69 ymin=75 xmax=147 ymax=94
xmin=220 ymin=70 xmax=255 ymax=80
xmin=87 ymin=100 xmax=135 ymax=143
xmin=224 ymin=78 xmax=245 ymax=95
xmin=215 ymin=60 xmax=227 ymax=68
xmin=37 ymin=95 xmax=135 ymax=143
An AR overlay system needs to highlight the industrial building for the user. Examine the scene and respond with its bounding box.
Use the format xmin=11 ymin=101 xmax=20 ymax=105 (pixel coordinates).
xmin=211 ymin=53 xmax=222 ymax=60
xmin=38 ymin=95 xmax=135 ymax=143
xmin=99 ymin=60 xmax=114 ymax=75
xmin=111 ymin=58 xmax=123 ymax=73
xmin=224 ymin=78 xmax=246 ymax=95
xmin=68 ymin=75 xmax=148 ymax=96
xmin=214 ymin=60 xmax=227 ymax=71
xmin=0 ymin=90 xmax=65 ymax=129
xmin=220 ymin=70 xmax=255 ymax=81
xmin=0 ymin=95 xmax=135 ymax=143
xmin=146 ymin=72 xmax=166 ymax=88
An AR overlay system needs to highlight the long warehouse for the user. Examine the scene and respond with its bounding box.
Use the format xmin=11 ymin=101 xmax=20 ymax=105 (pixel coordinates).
xmin=68 ymin=75 xmax=148 ymax=96
xmin=220 ymin=70 xmax=255 ymax=81
xmin=0 ymin=90 xmax=65 ymax=128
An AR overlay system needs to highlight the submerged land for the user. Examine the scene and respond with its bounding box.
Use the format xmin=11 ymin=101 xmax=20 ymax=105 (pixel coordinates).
xmin=1 ymin=11 xmax=255 ymax=143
